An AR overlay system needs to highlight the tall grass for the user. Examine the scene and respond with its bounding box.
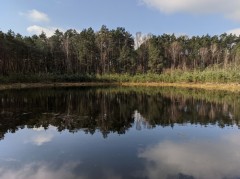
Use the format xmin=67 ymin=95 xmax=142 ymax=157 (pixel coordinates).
xmin=97 ymin=67 xmax=240 ymax=83
xmin=1 ymin=67 xmax=240 ymax=84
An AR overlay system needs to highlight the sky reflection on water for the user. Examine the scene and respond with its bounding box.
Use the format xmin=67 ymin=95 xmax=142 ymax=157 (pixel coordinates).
xmin=0 ymin=87 xmax=240 ymax=179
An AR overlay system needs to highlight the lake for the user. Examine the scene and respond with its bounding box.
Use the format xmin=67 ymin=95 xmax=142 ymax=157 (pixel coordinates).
xmin=0 ymin=86 xmax=240 ymax=179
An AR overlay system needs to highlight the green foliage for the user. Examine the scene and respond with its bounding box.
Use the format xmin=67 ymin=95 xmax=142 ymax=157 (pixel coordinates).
xmin=1 ymin=27 xmax=240 ymax=83
xmin=1 ymin=67 xmax=240 ymax=84
xmin=95 ymin=67 xmax=240 ymax=83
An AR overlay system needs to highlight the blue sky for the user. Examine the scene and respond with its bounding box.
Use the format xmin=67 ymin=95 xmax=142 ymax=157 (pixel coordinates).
xmin=1 ymin=0 xmax=240 ymax=37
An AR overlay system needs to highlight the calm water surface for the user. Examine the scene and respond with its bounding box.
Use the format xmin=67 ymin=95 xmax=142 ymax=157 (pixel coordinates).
xmin=0 ymin=87 xmax=240 ymax=179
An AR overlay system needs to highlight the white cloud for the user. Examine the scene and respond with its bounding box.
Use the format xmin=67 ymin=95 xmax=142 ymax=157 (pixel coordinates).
xmin=227 ymin=28 xmax=240 ymax=36
xmin=21 ymin=9 xmax=50 ymax=23
xmin=32 ymin=127 xmax=45 ymax=131
xmin=27 ymin=25 xmax=63 ymax=37
xmin=31 ymin=134 xmax=54 ymax=146
xmin=139 ymin=132 xmax=240 ymax=179
xmin=140 ymin=0 xmax=240 ymax=21
xmin=24 ymin=127 xmax=55 ymax=146
xmin=0 ymin=161 xmax=124 ymax=179
xmin=0 ymin=162 xmax=85 ymax=179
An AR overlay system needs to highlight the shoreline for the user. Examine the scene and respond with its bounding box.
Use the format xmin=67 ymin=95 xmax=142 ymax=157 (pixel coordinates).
xmin=1 ymin=82 xmax=240 ymax=92
xmin=0 ymin=82 xmax=119 ymax=90
xmin=122 ymin=82 xmax=240 ymax=92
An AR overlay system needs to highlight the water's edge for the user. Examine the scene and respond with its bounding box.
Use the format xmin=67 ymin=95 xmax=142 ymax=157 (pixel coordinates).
xmin=1 ymin=82 xmax=240 ymax=92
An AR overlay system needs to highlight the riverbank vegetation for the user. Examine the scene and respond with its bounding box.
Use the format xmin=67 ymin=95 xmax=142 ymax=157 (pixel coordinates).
xmin=1 ymin=26 xmax=240 ymax=83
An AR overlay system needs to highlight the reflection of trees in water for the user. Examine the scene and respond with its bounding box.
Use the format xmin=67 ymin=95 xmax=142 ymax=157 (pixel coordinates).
xmin=0 ymin=88 xmax=239 ymax=140
xmin=0 ymin=88 xmax=136 ymax=139
xmin=133 ymin=110 xmax=152 ymax=130
xmin=137 ymin=94 xmax=237 ymax=128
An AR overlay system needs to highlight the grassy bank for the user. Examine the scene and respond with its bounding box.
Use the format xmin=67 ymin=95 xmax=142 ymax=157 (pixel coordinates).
xmin=99 ymin=68 xmax=240 ymax=83
xmin=0 ymin=82 xmax=120 ymax=91
xmin=1 ymin=67 xmax=240 ymax=84
xmin=1 ymin=82 xmax=240 ymax=92
xmin=1 ymin=68 xmax=240 ymax=91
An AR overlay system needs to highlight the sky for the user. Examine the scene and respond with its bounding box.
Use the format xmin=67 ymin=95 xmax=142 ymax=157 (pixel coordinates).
xmin=1 ymin=0 xmax=240 ymax=37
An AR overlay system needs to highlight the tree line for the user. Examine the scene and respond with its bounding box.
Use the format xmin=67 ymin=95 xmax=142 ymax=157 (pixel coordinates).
xmin=1 ymin=25 xmax=240 ymax=76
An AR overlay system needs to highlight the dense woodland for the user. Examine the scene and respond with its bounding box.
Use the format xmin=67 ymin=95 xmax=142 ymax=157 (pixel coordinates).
xmin=1 ymin=25 xmax=240 ymax=77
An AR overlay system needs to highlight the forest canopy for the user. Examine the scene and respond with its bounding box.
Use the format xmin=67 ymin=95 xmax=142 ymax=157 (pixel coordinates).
xmin=1 ymin=25 xmax=240 ymax=77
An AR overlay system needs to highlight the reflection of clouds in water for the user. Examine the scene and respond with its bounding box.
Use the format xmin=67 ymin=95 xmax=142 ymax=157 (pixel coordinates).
xmin=2 ymin=158 xmax=19 ymax=162
xmin=0 ymin=162 xmax=84 ymax=179
xmin=102 ymin=170 xmax=122 ymax=179
xmin=25 ymin=126 xmax=55 ymax=146
xmin=32 ymin=127 xmax=45 ymax=132
xmin=139 ymin=133 xmax=240 ymax=179
xmin=31 ymin=134 xmax=54 ymax=146
xmin=0 ymin=162 xmax=123 ymax=179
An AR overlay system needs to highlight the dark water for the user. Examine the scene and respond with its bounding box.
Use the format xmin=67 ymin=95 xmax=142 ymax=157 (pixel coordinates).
xmin=0 ymin=87 xmax=240 ymax=179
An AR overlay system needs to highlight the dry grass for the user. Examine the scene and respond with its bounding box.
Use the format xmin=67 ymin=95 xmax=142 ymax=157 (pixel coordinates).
xmin=1 ymin=82 xmax=240 ymax=92
xmin=121 ymin=82 xmax=240 ymax=92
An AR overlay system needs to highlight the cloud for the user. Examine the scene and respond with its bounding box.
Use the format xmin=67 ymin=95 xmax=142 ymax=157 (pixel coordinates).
xmin=27 ymin=25 xmax=63 ymax=37
xmin=139 ymin=132 xmax=240 ymax=179
xmin=0 ymin=162 xmax=85 ymax=179
xmin=24 ymin=127 xmax=55 ymax=146
xmin=140 ymin=0 xmax=240 ymax=21
xmin=32 ymin=127 xmax=45 ymax=132
xmin=21 ymin=9 xmax=50 ymax=23
xmin=30 ymin=134 xmax=54 ymax=146
xmin=0 ymin=161 xmax=124 ymax=179
xmin=227 ymin=28 xmax=240 ymax=36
